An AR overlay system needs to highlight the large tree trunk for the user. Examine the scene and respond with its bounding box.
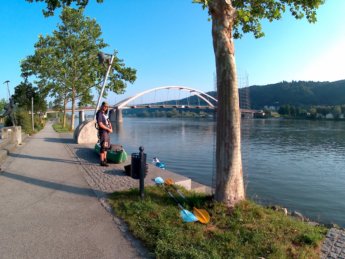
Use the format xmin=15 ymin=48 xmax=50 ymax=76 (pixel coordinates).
xmin=63 ymin=98 xmax=67 ymax=128
xmin=70 ymin=89 xmax=76 ymax=131
xmin=210 ymin=0 xmax=245 ymax=207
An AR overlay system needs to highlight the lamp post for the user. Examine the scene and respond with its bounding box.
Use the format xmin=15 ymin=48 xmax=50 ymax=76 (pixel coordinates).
xmin=3 ymin=80 xmax=16 ymax=126
xmin=94 ymin=52 xmax=115 ymax=119
xmin=3 ymin=80 xmax=10 ymax=98
xmin=31 ymin=96 xmax=34 ymax=131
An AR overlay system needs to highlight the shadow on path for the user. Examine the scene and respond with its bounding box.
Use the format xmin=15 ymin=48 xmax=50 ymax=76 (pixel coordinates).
xmin=75 ymin=147 xmax=99 ymax=164
xmin=0 ymin=171 xmax=101 ymax=197
xmin=9 ymin=153 xmax=80 ymax=165
xmin=44 ymin=137 xmax=74 ymax=144
xmin=31 ymin=137 xmax=74 ymax=144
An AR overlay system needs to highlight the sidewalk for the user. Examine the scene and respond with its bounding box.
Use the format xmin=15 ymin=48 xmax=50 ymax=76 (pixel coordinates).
xmin=0 ymin=122 xmax=149 ymax=259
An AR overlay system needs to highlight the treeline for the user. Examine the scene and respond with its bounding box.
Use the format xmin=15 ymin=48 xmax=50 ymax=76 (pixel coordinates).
xmin=277 ymin=104 xmax=345 ymax=119
xmin=240 ymin=80 xmax=345 ymax=109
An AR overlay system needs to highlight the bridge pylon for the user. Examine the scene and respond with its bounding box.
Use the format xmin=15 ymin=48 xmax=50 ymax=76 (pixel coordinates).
xmin=109 ymin=108 xmax=123 ymax=124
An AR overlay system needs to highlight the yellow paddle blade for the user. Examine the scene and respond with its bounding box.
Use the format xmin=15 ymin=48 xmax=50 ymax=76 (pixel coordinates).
xmin=164 ymin=178 xmax=174 ymax=185
xmin=193 ymin=207 xmax=210 ymax=224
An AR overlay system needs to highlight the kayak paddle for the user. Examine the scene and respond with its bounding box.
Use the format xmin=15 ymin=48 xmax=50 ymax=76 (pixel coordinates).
xmin=154 ymin=177 xmax=198 ymax=223
xmin=164 ymin=177 xmax=210 ymax=224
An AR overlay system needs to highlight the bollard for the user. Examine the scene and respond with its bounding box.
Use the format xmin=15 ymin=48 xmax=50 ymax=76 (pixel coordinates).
xmin=130 ymin=147 xmax=147 ymax=199
xmin=139 ymin=146 xmax=145 ymax=199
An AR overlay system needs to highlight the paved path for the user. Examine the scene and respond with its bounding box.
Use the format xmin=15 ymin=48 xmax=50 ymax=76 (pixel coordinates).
xmin=321 ymin=228 xmax=345 ymax=259
xmin=0 ymin=122 xmax=149 ymax=259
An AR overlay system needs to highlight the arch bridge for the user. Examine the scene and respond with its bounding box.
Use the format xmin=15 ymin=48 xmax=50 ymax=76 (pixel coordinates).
xmin=109 ymin=85 xmax=218 ymax=123
xmin=74 ymin=85 xmax=261 ymax=143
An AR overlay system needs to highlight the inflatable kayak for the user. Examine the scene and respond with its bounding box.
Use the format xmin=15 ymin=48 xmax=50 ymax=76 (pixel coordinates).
xmin=94 ymin=143 xmax=128 ymax=164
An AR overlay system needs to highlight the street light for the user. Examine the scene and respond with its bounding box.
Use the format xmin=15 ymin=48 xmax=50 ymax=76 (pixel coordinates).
xmin=94 ymin=52 xmax=115 ymax=119
xmin=3 ymin=80 xmax=16 ymax=126
xmin=3 ymin=80 xmax=10 ymax=98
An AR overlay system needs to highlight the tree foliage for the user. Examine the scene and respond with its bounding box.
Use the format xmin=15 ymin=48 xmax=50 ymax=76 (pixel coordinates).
xmin=194 ymin=0 xmax=324 ymax=38
xmin=22 ymin=7 xmax=136 ymax=130
xmin=0 ymin=99 xmax=7 ymax=113
xmin=26 ymin=0 xmax=104 ymax=16
xmin=12 ymin=78 xmax=47 ymax=112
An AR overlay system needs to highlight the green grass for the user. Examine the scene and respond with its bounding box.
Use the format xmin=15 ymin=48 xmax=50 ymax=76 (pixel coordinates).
xmin=108 ymin=186 xmax=327 ymax=259
xmin=52 ymin=123 xmax=71 ymax=133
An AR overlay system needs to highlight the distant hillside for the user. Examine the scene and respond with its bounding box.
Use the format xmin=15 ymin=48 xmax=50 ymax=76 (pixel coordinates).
xmin=133 ymin=80 xmax=345 ymax=110
xmin=204 ymin=80 xmax=345 ymax=109
xmin=244 ymin=80 xmax=345 ymax=109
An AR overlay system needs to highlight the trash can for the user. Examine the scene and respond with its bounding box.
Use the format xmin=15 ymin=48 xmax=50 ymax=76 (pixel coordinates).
xmin=131 ymin=152 xmax=147 ymax=179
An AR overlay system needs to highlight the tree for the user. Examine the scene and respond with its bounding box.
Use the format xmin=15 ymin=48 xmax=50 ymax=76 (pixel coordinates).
xmin=0 ymin=99 xmax=7 ymax=113
xmin=193 ymin=0 xmax=324 ymax=206
xmin=22 ymin=7 xmax=136 ymax=130
xmin=12 ymin=78 xmax=47 ymax=112
xmin=27 ymin=0 xmax=324 ymax=207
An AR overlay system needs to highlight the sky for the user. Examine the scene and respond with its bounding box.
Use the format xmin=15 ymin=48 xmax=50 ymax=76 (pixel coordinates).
xmin=0 ymin=0 xmax=344 ymax=105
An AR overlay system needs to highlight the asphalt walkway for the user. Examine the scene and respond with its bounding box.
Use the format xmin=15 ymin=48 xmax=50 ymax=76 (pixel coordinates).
xmin=0 ymin=122 xmax=148 ymax=259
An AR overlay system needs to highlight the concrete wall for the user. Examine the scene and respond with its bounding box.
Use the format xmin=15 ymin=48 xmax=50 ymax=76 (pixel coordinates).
xmin=0 ymin=126 xmax=24 ymax=163
xmin=73 ymin=120 xmax=98 ymax=144
xmin=1 ymin=126 xmax=22 ymax=145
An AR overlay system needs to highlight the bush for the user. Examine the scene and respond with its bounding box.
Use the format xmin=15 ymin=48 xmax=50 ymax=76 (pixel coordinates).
xmin=4 ymin=109 xmax=46 ymax=134
xmin=14 ymin=109 xmax=33 ymax=134
xmin=34 ymin=114 xmax=46 ymax=131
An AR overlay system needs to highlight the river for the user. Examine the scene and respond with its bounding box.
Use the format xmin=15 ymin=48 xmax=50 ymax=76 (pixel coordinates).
xmin=109 ymin=117 xmax=345 ymax=227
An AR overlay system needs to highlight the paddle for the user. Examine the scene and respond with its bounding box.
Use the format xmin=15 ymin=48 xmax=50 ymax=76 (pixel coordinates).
xmin=154 ymin=177 xmax=198 ymax=223
xmin=164 ymin=178 xmax=211 ymax=224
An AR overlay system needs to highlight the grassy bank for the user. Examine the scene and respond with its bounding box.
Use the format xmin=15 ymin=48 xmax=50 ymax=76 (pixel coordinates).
xmin=52 ymin=123 xmax=71 ymax=133
xmin=108 ymin=186 xmax=327 ymax=258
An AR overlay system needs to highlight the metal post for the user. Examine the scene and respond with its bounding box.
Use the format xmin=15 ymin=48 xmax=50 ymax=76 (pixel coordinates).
xmin=94 ymin=54 xmax=115 ymax=120
xmin=31 ymin=97 xmax=34 ymax=131
xmin=4 ymin=80 xmax=16 ymax=126
xmin=139 ymin=146 xmax=145 ymax=199
xmin=79 ymin=110 xmax=85 ymax=125
xmin=3 ymin=80 xmax=10 ymax=98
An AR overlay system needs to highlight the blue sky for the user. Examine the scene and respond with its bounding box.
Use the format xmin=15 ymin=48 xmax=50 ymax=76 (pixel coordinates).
xmin=0 ymin=0 xmax=344 ymax=104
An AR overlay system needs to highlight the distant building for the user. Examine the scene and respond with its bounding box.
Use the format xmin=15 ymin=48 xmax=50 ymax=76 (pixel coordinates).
xmin=264 ymin=105 xmax=278 ymax=111
xmin=325 ymin=113 xmax=334 ymax=119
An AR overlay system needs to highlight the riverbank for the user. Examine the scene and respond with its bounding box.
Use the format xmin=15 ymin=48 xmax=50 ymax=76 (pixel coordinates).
xmin=108 ymin=117 xmax=345 ymax=228
xmin=65 ymin=137 xmax=330 ymax=258
xmin=63 ymin=126 xmax=344 ymax=258
xmin=108 ymin=188 xmax=328 ymax=258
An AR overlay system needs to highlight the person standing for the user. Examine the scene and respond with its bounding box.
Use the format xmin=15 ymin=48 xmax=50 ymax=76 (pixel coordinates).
xmin=96 ymin=101 xmax=113 ymax=166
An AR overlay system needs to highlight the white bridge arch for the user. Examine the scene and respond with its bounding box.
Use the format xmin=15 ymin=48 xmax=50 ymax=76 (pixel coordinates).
xmin=114 ymin=85 xmax=218 ymax=109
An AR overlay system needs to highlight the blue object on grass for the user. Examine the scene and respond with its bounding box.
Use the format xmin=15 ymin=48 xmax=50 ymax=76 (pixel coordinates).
xmin=153 ymin=177 xmax=198 ymax=223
